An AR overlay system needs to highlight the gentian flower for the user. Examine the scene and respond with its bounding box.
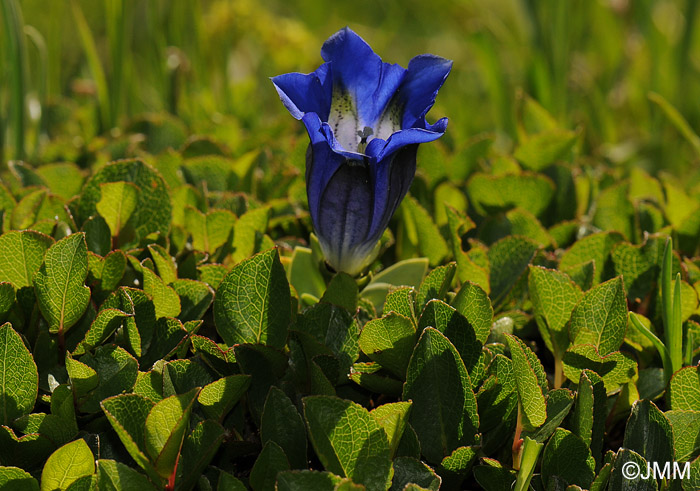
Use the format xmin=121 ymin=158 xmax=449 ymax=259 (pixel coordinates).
xmin=272 ymin=27 xmax=452 ymax=275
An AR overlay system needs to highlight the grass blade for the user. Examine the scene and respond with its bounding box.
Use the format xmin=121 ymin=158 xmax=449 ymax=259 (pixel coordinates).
xmin=1 ymin=0 xmax=27 ymax=160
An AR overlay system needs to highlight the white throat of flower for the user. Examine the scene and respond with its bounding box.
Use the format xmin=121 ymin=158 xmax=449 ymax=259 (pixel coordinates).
xmin=328 ymin=86 xmax=403 ymax=154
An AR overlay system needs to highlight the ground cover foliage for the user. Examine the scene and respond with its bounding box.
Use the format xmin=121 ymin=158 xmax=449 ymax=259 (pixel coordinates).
xmin=3 ymin=1 xmax=700 ymax=490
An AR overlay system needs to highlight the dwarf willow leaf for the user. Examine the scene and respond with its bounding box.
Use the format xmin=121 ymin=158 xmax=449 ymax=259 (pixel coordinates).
xmin=145 ymin=388 xmax=199 ymax=479
xmin=416 ymin=263 xmax=456 ymax=311
xmin=0 ymin=323 xmax=38 ymax=425
xmin=276 ymin=470 xmax=343 ymax=490
xmin=522 ymin=388 xmax=574 ymax=443
xmin=370 ymin=402 xmax=412 ymax=459
xmin=571 ymin=370 xmax=606 ymax=464
xmin=417 ymin=300 xmax=482 ymax=378
xmin=568 ymin=276 xmax=627 ymax=356
xmin=184 ymin=207 xmax=236 ymax=254
xmin=467 ymin=172 xmax=555 ymax=217
xmin=505 ymin=334 xmax=547 ymax=429
xmin=95 ymin=459 xmax=156 ymax=491
xmin=177 ymin=420 xmax=226 ymax=491
xmin=261 ymin=386 xmax=307 ymax=469
xmin=559 ymin=231 xmax=624 ymax=286
xmin=541 ymin=428 xmax=595 ymax=489
xmin=450 ymin=282 xmax=492 ymax=344
xmin=96 ymin=181 xmax=140 ymax=240
xmin=232 ymin=206 xmax=270 ymax=263
xmin=0 ymin=466 xmax=38 ymax=491
xmin=403 ymin=328 xmax=479 ymax=464
xmin=669 ymin=366 xmax=700 ymax=411
xmin=141 ymin=267 xmax=180 ymax=319
xmin=250 ymin=441 xmax=290 ymax=491
xmin=214 ymin=248 xmax=290 ymax=349
xmin=198 ymin=374 xmax=251 ymax=422
xmin=401 ymin=195 xmax=449 ymax=266
xmin=0 ymin=231 xmax=53 ymax=289
xmin=624 ymin=400 xmax=674 ymax=465
xmin=391 ymin=457 xmax=441 ymax=491
xmin=34 ymin=233 xmax=90 ymax=334
xmin=665 ymin=410 xmax=700 ymax=462
xmin=487 ymin=236 xmax=538 ymax=306
xmin=40 ymin=439 xmax=95 ymax=491
xmin=303 ymin=395 xmax=392 ymax=491
xmin=359 ymin=313 xmax=416 ymax=379
xmin=562 ymin=344 xmax=636 ymax=393
xmin=77 ymin=159 xmax=172 ymax=247
xmin=528 ymin=265 xmax=582 ymax=356
xmin=383 ymin=286 xmax=416 ymax=320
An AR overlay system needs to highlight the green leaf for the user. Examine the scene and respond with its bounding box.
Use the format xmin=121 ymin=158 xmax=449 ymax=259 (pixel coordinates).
xmin=403 ymin=328 xmax=479 ymax=464
xmin=0 ymin=231 xmax=53 ymax=289
xmin=514 ymin=129 xmax=578 ymax=171
xmin=73 ymin=308 xmax=129 ymax=355
xmin=288 ymin=247 xmax=325 ymax=301
xmin=65 ymin=356 xmax=98 ymax=400
xmin=162 ymin=359 xmax=213 ymax=396
xmin=198 ymin=374 xmax=251 ymax=422
xmin=473 ymin=458 xmax=516 ymax=491
xmin=40 ymin=439 xmax=95 ymax=491
xmin=450 ymin=282 xmax=492 ymax=345
xmin=170 ymin=279 xmax=214 ymax=322
xmin=390 ymin=457 xmax=441 ymax=491
xmin=568 ymin=277 xmax=627 ymax=356
xmin=611 ymin=235 xmax=665 ymax=302
xmin=528 ymin=265 xmax=582 ymax=356
xmin=505 ymin=334 xmax=547 ymax=429
xmin=416 ymin=263 xmax=456 ymax=312
xmin=623 ymin=400 xmax=674 ymax=465
xmin=401 ymin=195 xmax=449 ymax=266
xmin=177 ymin=420 xmax=226 ymax=491
xmin=250 ymin=441 xmax=291 ymax=491
xmin=0 ymin=283 xmax=14 ymax=323
xmin=96 ymin=181 xmax=140 ymax=240
xmin=78 ymin=345 xmax=138 ymax=413
xmin=562 ymin=344 xmax=637 ymax=393
xmin=522 ymin=388 xmax=574 ymax=443
xmin=77 ymin=160 xmax=171 ymax=248
xmin=303 ymin=395 xmax=392 ymax=491
xmin=33 ymin=234 xmax=90 ymax=334
xmin=0 ymin=323 xmax=38 ymax=425
xmin=10 ymin=190 xmax=69 ymax=231
xmin=370 ymin=402 xmax=412 ymax=459
xmin=669 ymin=366 xmax=700 ymax=411
xmin=559 ymin=231 xmax=623 ymax=286
xmin=140 ymin=317 xmax=189 ymax=367
xmin=570 ymin=370 xmax=606 ymax=465
xmin=95 ymin=459 xmax=155 ymax=491
xmin=214 ymin=249 xmax=290 ymax=348
xmin=0 ymin=466 xmax=39 ymax=491
xmin=383 ymin=286 xmax=416 ymax=320
xmin=541 ymin=428 xmax=595 ymax=489
xmin=437 ymin=446 xmax=478 ymax=489
xmin=276 ymin=470 xmax=343 ymax=491
xmin=87 ymin=251 xmax=126 ymax=301
xmin=184 ymin=207 xmax=236 ymax=254
xmin=348 ymin=362 xmax=403 ymax=397
xmin=320 ymin=273 xmax=358 ymax=312
xmin=487 ymin=236 xmax=538 ymax=306
xmin=476 ymin=354 xmax=517 ymax=448
xmin=141 ymin=266 xmax=180 ymax=319
xmin=232 ymin=206 xmax=270 ymax=263
xmin=607 ymin=449 xmax=657 ymax=491
xmin=261 ymin=386 xmax=307 ymax=470
xmin=665 ymin=410 xmax=700 ymax=462
xmin=145 ymin=388 xmax=199 ymax=479
xmin=234 ymin=344 xmax=287 ymax=423
xmin=359 ymin=313 xmax=416 ymax=379
xmin=467 ymin=172 xmax=555 ymax=217
xmin=592 ymin=182 xmax=635 ymax=240
xmin=417 ymin=300 xmax=483 ymax=378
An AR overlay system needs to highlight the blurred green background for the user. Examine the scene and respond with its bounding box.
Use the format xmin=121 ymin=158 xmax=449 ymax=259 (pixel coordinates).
xmin=2 ymin=0 xmax=700 ymax=177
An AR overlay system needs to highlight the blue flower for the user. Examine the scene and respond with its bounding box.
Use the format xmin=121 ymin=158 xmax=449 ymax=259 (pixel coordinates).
xmin=272 ymin=27 xmax=452 ymax=275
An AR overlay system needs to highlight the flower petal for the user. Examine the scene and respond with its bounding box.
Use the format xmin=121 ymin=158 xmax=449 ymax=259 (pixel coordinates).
xmin=365 ymin=120 xmax=448 ymax=162
xmin=321 ymin=27 xmax=406 ymax=127
xmin=316 ymin=159 xmax=376 ymax=274
xmin=270 ymin=63 xmax=332 ymax=120
xmin=399 ymin=54 xmax=453 ymax=129
xmin=366 ymin=144 xmax=418 ymax=241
